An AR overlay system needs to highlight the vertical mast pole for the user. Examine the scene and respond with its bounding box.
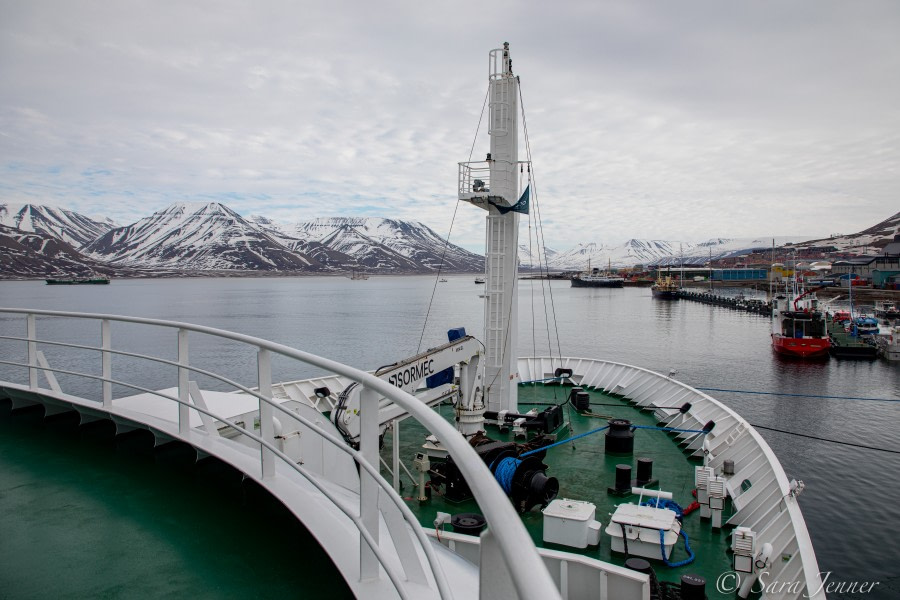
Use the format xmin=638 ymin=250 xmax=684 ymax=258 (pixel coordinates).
xmin=484 ymin=43 xmax=520 ymax=413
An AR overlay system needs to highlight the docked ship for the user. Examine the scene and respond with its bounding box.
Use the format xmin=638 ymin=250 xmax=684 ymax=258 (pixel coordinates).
xmin=571 ymin=261 xmax=624 ymax=288
xmin=874 ymin=302 xmax=899 ymax=320
xmin=827 ymin=312 xmax=878 ymax=359
xmin=875 ymin=324 xmax=900 ymax=361
xmin=0 ymin=45 xmax=823 ymax=600
xmin=771 ymin=286 xmax=830 ymax=359
xmin=650 ymin=274 xmax=680 ymax=299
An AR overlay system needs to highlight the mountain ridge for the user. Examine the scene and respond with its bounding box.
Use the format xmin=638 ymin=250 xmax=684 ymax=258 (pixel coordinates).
xmin=2 ymin=202 xmax=897 ymax=278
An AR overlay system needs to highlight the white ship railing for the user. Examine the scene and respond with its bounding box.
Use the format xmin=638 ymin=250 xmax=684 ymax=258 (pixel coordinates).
xmin=0 ymin=308 xmax=562 ymax=600
xmin=457 ymin=160 xmax=529 ymax=203
xmin=519 ymin=357 xmax=825 ymax=600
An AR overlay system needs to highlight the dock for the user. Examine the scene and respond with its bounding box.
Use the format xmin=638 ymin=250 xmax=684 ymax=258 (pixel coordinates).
xmin=675 ymin=290 xmax=772 ymax=315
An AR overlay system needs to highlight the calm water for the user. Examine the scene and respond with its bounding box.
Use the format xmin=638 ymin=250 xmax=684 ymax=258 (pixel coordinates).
xmin=1 ymin=276 xmax=898 ymax=598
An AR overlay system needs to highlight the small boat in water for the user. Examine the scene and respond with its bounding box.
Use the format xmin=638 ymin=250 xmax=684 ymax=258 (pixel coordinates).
xmin=875 ymin=325 xmax=900 ymax=361
xmin=828 ymin=315 xmax=878 ymax=359
xmin=852 ymin=316 xmax=879 ymax=336
xmin=475 ymin=277 xmax=485 ymax=284
xmin=874 ymin=302 xmax=900 ymax=320
xmin=771 ymin=286 xmax=830 ymax=359
xmin=45 ymin=277 xmax=110 ymax=285
xmin=650 ymin=275 xmax=680 ymax=299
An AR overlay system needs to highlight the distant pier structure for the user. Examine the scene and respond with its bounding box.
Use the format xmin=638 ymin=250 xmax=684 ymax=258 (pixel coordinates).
xmin=675 ymin=290 xmax=773 ymax=315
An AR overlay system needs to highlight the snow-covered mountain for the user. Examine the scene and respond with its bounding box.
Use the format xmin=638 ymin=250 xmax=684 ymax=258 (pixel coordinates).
xmin=547 ymin=239 xmax=683 ymax=270
xmin=651 ymin=237 xmax=809 ymax=266
xmin=257 ymin=217 xmax=484 ymax=272
xmin=518 ymin=243 xmax=558 ymax=270
xmin=546 ymin=236 xmax=810 ymax=269
xmin=795 ymin=211 xmax=900 ymax=253
xmin=84 ymin=203 xmax=322 ymax=271
xmin=4 ymin=200 xmax=896 ymax=278
xmin=0 ymin=203 xmax=115 ymax=247
xmin=0 ymin=224 xmax=112 ymax=277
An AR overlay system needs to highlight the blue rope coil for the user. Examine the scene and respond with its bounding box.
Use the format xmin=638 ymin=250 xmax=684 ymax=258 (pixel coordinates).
xmin=659 ymin=528 xmax=695 ymax=567
xmin=491 ymin=456 xmax=521 ymax=495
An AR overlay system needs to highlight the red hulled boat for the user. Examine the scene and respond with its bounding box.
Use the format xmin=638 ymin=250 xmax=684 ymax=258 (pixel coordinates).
xmin=771 ymin=286 xmax=830 ymax=358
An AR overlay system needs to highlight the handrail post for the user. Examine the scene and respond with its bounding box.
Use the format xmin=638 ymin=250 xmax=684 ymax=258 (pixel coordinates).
xmin=101 ymin=319 xmax=112 ymax=407
xmin=258 ymin=348 xmax=274 ymax=479
xmin=392 ymin=419 xmax=400 ymax=493
xmin=26 ymin=314 xmax=37 ymax=390
xmin=178 ymin=329 xmax=189 ymax=435
xmin=359 ymin=386 xmax=380 ymax=580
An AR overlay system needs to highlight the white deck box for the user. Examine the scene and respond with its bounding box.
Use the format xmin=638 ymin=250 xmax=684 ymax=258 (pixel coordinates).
xmin=605 ymin=503 xmax=680 ymax=560
xmin=542 ymin=499 xmax=602 ymax=549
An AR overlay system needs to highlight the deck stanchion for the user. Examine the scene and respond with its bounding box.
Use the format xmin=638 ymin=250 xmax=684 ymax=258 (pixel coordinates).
xmin=392 ymin=419 xmax=401 ymax=493
xmin=359 ymin=386 xmax=380 ymax=580
xmin=102 ymin=319 xmax=112 ymax=407
xmin=258 ymin=348 xmax=275 ymax=478
xmin=26 ymin=314 xmax=37 ymax=390
xmin=178 ymin=329 xmax=189 ymax=435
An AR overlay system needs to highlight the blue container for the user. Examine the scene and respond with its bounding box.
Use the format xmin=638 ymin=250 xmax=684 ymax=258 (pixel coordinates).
xmin=448 ymin=327 xmax=467 ymax=342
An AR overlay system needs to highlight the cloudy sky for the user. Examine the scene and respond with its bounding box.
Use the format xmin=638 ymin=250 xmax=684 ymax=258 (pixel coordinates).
xmin=1 ymin=1 xmax=898 ymax=252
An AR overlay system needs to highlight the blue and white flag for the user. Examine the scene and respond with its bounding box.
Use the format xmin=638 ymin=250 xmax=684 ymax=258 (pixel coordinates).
xmin=490 ymin=185 xmax=530 ymax=215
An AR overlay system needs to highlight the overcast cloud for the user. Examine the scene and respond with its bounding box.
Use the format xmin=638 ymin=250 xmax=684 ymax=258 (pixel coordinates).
xmin=1 ymin=0 xmax=898 ymax=252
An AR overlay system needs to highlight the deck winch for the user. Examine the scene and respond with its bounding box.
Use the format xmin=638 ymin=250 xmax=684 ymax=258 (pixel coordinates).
xmin=605 ymin=418 xmax=635 ymax=454
xmin=483 ymin=404 xmax=563 ymax=437
xmin=428 ymin=438 xmax=559 ymax=512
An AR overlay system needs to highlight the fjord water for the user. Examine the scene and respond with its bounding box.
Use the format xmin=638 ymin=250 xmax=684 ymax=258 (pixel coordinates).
xmin=1 ymin=276 xmax=898 ymax=598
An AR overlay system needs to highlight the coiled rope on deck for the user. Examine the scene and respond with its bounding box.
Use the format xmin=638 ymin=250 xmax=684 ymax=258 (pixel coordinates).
xmin=491 ymin=456 xmax=521 ymax=494
xmin=642 ymin=498 xmax=686 ymax=520
xmin=491 ymin=425 xmax=611 ymax=491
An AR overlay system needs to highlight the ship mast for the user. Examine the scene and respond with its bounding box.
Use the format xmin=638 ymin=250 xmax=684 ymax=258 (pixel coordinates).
xmin=458 ymin=43 xmax=524 ymax=414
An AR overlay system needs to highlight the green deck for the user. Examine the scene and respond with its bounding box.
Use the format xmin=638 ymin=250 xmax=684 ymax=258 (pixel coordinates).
xmin=381 ymin=383 xmax=737 ymax=597
xmin=827 ymin=318 xmax=878 ymax=358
